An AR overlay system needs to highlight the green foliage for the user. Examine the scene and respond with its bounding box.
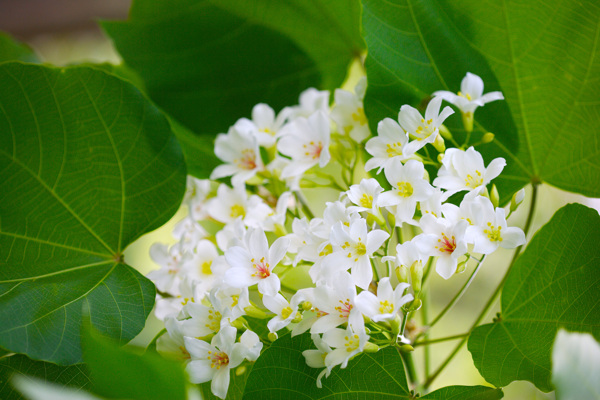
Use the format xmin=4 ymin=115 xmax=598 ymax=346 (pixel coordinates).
xmin=0 ymin=355 xmax=91 ymax=400
xmin=243 ymin=333 xmax=502 ymax=399
xmin=468 ymin=203 xmax=600 ymax=392
xmin=102 ymin=0 xmax=363 ymax=178
xmin=0 ymin=62 xmax=186 ymax=365
xmin=362 ymin=0 xmax=600 ymax=202
xmin=83 ymin=326 xmax=188 ymax=400
xmin=0 ymin=33 xmax=39 ymax=63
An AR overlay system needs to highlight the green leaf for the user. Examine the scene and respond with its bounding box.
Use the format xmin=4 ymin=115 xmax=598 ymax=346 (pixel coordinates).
xmin=243 ymin=333 xmax=501 ymax=399
xmin=0 ymin=355 xmax=91 ymax=400
xmin=468 ymin=203 xmax=600 ymax=391
xmin=362 ymin=0 xmax=600 ymax=202
xmin=0 ymin=62 xmax=187 ymax=365
xmin=0 ymin=32 xmax=39 ymax=63
xmin=83 ymin=326 xmax=187 ymax=400
xmin=552 ymin=330 xmax=600 ymax=400
xmin=102 ymin=0 xmax=362 ymax=178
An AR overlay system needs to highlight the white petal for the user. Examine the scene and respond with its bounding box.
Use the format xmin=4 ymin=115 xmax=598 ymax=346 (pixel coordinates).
xmin=186 ymin=360 xmax=214 ymax=384
xmin=211 ymin=368 xmax=231 ymax=399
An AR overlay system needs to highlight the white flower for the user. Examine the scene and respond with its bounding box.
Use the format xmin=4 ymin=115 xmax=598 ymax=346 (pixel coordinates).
xmin=302 ymin=334 xmax=333 ymax=388
xmin=238 ymin=329 xmax=263 ymax=361
xmin=308 ymin=273 xmax=364 ymax=334
xmin=184 ymin=326 xmax=246 ymax=399
xmin=235 ymin=103 xmax=291 ymax=147
xmin=330 ymin=78 xmax=370 ymax=142
xmin=346 ymin=178 xmax=384 ymax=214
xmin=433 ymin=147 xmax=505 ymax=198
xmin=398 ymin=96 xmax=454 ymax=151
xmin=464 ymin=201 xmax=526 ymax=254
xmin=172 ymin=216 xmax=207 ymax=252
xmin=413 ymin=215 xmax=469 ymax=279
xmin=210 ymin=286 xmax=251 ymax=322
xmin=355 ymin=278 xmax=413 ymax=322
xmin=378 ymin=159 xmax=434 ymax=225
xmin=321 ymin=218 xmax=389 ymax=289
xmin=181 ymin=240 xmax=228 ymax=299
xmin=287 ymin=217 xmax=328 ymax=266
xmin=277 ymin=111 xmax=331 ymax=179
xmin=210 ymin=124 xmax=263 ymax=186
xmin=182 ymin=299 xmax=225 ymax=338
xmin=156 ymin=317 xmax=192 ymax=361
xmin=419 ymin=188 xmax=445 ymax=219
xmin=206 ymin=183 xmax=271 ymax=226
xmin=322 ymin=324 xmax=369 ymax=370
xmin=433 ymin=72 xmax=504 ymax=114
xmin=263 ymin=293 xmax=300 ymax=333
xmin=147 ymin=241 xmax=190 ymax=294
xmin=262 ymin=191 xmax=292 ymax=232
xmin=365 ymin=117 xmax=414 ymax=173
xmin=290 ymin=88 xmax=330 ymax=118
xmin=224 ymin=228 xmax=290 ymax=296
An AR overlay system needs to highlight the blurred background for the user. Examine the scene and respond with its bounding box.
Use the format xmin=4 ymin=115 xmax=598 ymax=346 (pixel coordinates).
xmin=2 ymin=1 xmax=599 ymax=399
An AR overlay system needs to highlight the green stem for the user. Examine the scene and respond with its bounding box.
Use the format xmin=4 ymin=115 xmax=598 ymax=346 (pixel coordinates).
xmin=372 ymin=258 xmax=381 ymax=282
xmin=294 ymin=191 xmax=314 ymax=219
xmin=421 ymin=257 xmax=435 ymax=289
xmin=422 ymin=288 xmax=431 ymax=378
xmin=424 ymin=255 xmax=486 ymax=332
xmin=413 ymin=332 xmax=469 ymax=347
xmin=400 ymin=350 xmax=419 ymax=387
xmin=423 ymin=183 xmax=538 ymax=389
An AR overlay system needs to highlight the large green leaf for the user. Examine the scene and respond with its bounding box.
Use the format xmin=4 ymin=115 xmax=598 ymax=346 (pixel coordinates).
xmin=468 ymin=203 xmax=600 ymax=391
xmin=0 ymin=62 xmax=187 ymax=365
xmin=243 ymin=333 xmax=502 ymax=399
xmin=0 ymin=32 xmax=39 ymax=63
xmin=102 ymin=0 xmax=363 ymax=178
xmin=83 ymin=326 xmax=187 ymax=400
xmin=0 ymin=355 xmax=91 ymax=400
xmin=362 ymin=0 xmax=600 ymax=202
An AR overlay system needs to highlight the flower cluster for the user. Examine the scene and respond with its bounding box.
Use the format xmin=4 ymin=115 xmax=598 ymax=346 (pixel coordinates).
xmin=148 ymin=73 xmax=525 ymax=398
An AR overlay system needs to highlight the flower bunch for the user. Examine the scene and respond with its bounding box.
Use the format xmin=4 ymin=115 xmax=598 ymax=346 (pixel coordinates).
xmin=148 ymin=73 xmax=526 ymax=398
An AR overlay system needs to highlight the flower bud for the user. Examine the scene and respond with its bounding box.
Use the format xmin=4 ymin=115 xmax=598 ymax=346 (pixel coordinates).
xmin=292 ymin=311 xmax=303 ymax=323
xmin=439 ymin=124 xmax=453 ymax=140
xmin=230 ymin=317 xmax=246 ymax=330
xmin=244 ymin=305 xmax=267 ymax=319
xmin=301 ymin=301 xmax=312 ymax=311
xmin=363 ymin=342 xmax=380 ymax=353
xmin=432 ymin=134 xmax=446 ymax=153
xmin=390 ymin=314 xmax=402 ymax=335
xmin=268 ymin=332 xmax=278 ymax=342
xmin=510 ymin=188 xmax=526 ymax=212
xmin=462 ymin=111 xmax=474 ymax=133
xmin=235 ymin=365 xmax=247 ymax=376
xmin=437 ymin=153 xmax=444 ymax=164
xmin=481 ymin=132 xmax=495 ymax=143
xmin=395 ymin=265 xmax=409 ymax=284
xmin=408 ymin=299 xmax=422 ymax=312
xmin=410 ymin=260 xmax=423 ymax=295
xmin=399 ymin=344 xmax=414 ymax=353
xmin=490 ymin=184 xmax=499 ymax=208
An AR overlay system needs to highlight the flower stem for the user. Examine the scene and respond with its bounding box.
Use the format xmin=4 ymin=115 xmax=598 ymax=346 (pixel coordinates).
xmin=422 ymin=254 xmax=486 ymax=335
xmin=423 ymin=183 xmax=538 ymax=389
xmin=294 ymin=191 xmax=314 ymax=219
xmin=413 ymin=332 xmax=469 ymax=347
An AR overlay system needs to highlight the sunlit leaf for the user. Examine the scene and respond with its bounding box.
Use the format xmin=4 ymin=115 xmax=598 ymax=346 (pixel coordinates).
xmin=468 ymin=203 xmax=600 ymax=391
xmin=362 ymin=0 xmax=600 ymax=202
xmin=0 ymin=62 xmax=187 ymax=365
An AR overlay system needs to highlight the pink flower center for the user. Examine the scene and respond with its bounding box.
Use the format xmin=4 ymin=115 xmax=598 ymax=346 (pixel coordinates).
xmin=335 ymin=299 xmax=353 ymax=319
xmin=207 ymin=350 xmax=229 ymax=369
xmin=251 ymin=257 xmax=270 ymax=279
xmin=303 ymin=141 xmax=323 ymax=160
xmin=235 ymin=149 xmax=257 ymax=170
xmin=436 ymin=232 xmax=456 ymax=254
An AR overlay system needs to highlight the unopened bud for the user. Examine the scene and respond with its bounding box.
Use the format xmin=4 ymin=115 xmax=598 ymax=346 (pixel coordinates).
xmin=363 ymin=342 xmax=380 ymax=353
xmin=395 ymin=265 xmax=409 ymax=284
xmin=462 ymin=111 xmax=474 ymax=133
xmin=399 ymin=344 xmax=414 ymax=353
xmin=490 ymin=184 xmax=500 ymax=208
xmin=456 ymin=259 xmax=468 ymax=274
xmin=268 ymin=332 xmax=278 ymax=342
xmin=230 ymin=318 xmax=245 ymax=330
xmin=437 ymin=153 xmax=444 ymax=164
xmin=301 ymin=301 xmax=312 ymax=311
xmin=410 ymin=260 xmax=423 ymax=295
xmin=387 ymin=212 xmax=396 ymax=228
xmin=409 ymin=299 xmax=422 ymax=312
xmin=481 ymin=132 xmax=495 ymax=144
xmin=439 ymin=124 xmax=453 ymax=140
xmin=390 ymin=314 xmax=402 ymax=335
xmin=510 ymin=188 xmax=526 ymax=212
xmin=432 ymin=134 xmax=446 ymax=153
xmin=244 ymin=305 xmax=267 ymax=319
xmin=235 ymin=365 xmax=247 ymax=376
